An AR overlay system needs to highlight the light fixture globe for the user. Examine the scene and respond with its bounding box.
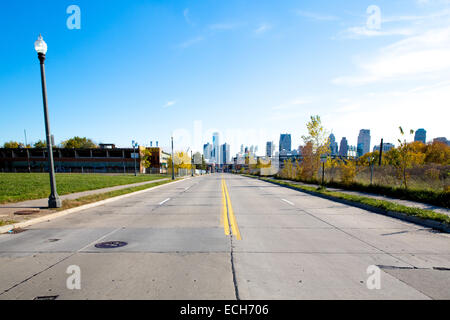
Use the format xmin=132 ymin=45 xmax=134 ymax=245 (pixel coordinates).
xmin=34 ymin=34 xmax=47 ymax=54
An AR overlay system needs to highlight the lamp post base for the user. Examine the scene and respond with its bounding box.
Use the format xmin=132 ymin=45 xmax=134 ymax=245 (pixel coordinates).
xmin=48 ymin=195 xmax=62 ymax=208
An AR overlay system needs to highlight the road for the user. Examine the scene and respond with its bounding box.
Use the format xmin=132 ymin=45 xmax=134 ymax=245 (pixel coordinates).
xmin=0 ymin=174 xmax=449 ymax=300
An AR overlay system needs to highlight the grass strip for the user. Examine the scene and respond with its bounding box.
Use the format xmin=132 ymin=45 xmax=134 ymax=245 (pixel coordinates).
xmin=257 ymin=176 xmax=450 ymax=225
xmin=240 ymin=173 xmax=449 ymax=208
xmin=0 ymin=220 xmax=17 ymax=227
xmin=58 ymin=179 xmax=176 ymax=211
xmin=0 ymin=173 xmax=168 ymax=204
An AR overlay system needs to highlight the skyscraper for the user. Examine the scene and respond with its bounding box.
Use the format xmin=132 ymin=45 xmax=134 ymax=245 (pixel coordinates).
xmin=329 ymin=133 xmax=338 ymax=156
xmin=221 ymin=143 xmax=230 ymax=165
xmin=203 ymin=143 xmax=212 ymax=161
xmin=212 ymin=132 xmax=220 ymax=164
xmin=279 ymin=134 xmax=291 ymax=153
xmin=414 ymin=129 xmax=427 ymax=144
xmin=433 ymin=137 xmax=449 ymax=146
xmin=373 ymin=143 xmax=395 ymax=152
xmin=357 ymin=129 xmax=371 ymax=157
xmin=339 ymin=137 xmax=348 ymax=157
xmin=266 ymin=141 xmax=274 ymax=157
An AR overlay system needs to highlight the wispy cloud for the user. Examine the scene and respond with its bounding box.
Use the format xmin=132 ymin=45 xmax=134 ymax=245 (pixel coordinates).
xmin=296 ymin=10 xmax=339 ymax=21
xmin=254 ymin=23 xmax=272 ymax=34
xmin=342 ymin=26 xmax=415 ymax=38
xmin=333 ymin=26 xmax=450 ymax=86
xmin=164 ymin=100 xmax=177 ymax=108
xmin=339 ymin=8 xmax=450 ymax=39
xmin=178 ymin=36 xmax=204 ymax=48
xmin=208 ymin=23 xmax=240 ymax=31
xmin=272 ymin=98 xmax=312 ymax=110
xmin=183 ymin=8 xmax=192 ymax=25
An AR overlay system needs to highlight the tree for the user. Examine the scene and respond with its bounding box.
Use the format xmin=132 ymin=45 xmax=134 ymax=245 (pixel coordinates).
xmin=141 ymin=148 xmax=153 ymax=169
xmin=339 ymin=159 xmax=357 ymax=185
xmin=298 ymin=142 xmax=316 ymax=181
xmin=387 ymin=127 xmax=425 ymax=189
xmin=3 ymin=141 xmax=23 ymax=148
xmin=34 ymin=140 xmax=47 ymax=148
xmin=61 ymin=137 xmax=98 ymax=149
xmin=424 ymin=141 xmax=450 ymax=165
xmin=300 ymin=115 xmax=331 ymax=181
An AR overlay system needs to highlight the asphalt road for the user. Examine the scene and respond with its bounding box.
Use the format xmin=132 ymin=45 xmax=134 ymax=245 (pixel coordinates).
xmin=0 ymin=174 xmax=449 ymax=300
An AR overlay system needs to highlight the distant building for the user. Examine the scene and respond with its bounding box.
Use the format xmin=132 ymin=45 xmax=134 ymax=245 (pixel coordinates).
xmin=212 ymin=132 xmax=220 ymax=164
xmin=0 ymin=146 xmax=170 ymax=174
xmin=433 ymin=137 xmax=449 ymax=146
xmin=279 ymin=134 xmax=292 ymax=153
xmin=373 ymin=143 xmax=395 ymax=152
xmin=329 ymin=133 xmax=338 ymax=156
xmin=339 ymin=137 xmax=348 ymax=157
xmin=203 ymin=143 xmax=212 ymax=161
xmin=348 ymin=145 xmax=357 ymax=158
xmin=221 ymin=143 xmax=230 ymax=165
xmin=414 ymin=129 xmax=427 ymax=144
xmin=357 ymin=129 xmax=371 ymax=157
xmin=266 ymin=141 xmax=274 ymax=157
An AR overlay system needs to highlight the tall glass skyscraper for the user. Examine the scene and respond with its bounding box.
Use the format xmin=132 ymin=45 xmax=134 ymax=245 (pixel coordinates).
xmin=266 ymin=141 xmax=274 ymax=157
xmin=414 ymin=129 xmax=427 ymax=144
xmin=203 ymin=143 xmax=212 ymax=161
xmin=212 ymin=132 xmax=220 ymax=165
xmin=357 ymin=129 xmax=371 ymax=157
xmin=221 ymin=143 xmax=230 ymax=165
xmin=329 ymin=133 xmax=338 ymax=156
xmin=279 ymin=134 xmax=291 ymax=153
xmin=339 ymin=137 xmax=348 ymax=157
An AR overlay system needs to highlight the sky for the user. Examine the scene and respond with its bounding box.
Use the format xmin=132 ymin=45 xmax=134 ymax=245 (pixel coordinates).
xmin=1 ymin=0 xmax=449 ymax=156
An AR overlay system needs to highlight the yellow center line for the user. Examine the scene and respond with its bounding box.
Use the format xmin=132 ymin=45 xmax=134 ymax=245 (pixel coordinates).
xmin=222 ymin=177 xmax=242 ymax=241
xmin=221 ymin=178 xmax=230 ymax=236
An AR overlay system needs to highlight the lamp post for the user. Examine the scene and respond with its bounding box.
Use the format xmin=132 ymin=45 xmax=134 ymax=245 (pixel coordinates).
xmin=35 ymin=35 xmax=61 ymax=208
xmin=171 ymin=137 xmax=175 ymax=180
xmin=191 ymin=150 xmax=194 ymax=177
xmin=132 ymin=140 xmax=138 ymax=176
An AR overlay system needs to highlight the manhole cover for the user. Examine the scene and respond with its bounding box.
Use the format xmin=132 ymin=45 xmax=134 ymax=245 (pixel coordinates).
xmin=95 ymin=241 xmax=128 ymax=249
xmin=14 ymin=209 xmax=39 ymax=216
xmin=33 ymin=295 xmax=59 ymax=300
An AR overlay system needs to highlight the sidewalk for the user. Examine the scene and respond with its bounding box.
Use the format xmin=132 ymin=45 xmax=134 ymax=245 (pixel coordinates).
xmin=275 ymin=179 xmax=450 ymax=216
xmin=0 ymin=177 xmax=170 ymax=222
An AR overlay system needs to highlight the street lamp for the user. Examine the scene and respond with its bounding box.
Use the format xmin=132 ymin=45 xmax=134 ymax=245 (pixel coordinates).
xmin=191 ymin=150 xmax=194 ymax=177
xmin=35 ymin=35 xmax=61 ymax=208
xmin=171 ymin=136 xmax=175 ymax=180
xmin=132 ymin=140 xmax=139 ymax=176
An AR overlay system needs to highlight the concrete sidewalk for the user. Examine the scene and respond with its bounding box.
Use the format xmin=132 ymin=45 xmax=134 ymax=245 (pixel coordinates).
xmin=0 ymin=177 xmax=170 ymax=221
xmin=275 ymin=179 xmax=450 ymax=216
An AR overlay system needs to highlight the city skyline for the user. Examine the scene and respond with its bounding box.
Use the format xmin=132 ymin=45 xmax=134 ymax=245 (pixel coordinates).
xmin=1 ymin=1 xmax=449 ymax=156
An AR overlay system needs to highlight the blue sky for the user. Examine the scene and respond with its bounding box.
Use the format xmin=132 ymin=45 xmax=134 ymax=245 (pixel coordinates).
xmin=1 ymin=0 xmax=449 ymax=155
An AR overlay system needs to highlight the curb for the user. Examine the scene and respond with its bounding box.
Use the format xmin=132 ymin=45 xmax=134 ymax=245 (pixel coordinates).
xmin=0 ymin=177 xmax=192 ymax=234
xmin=249 ymin=176 xmax=450 ymax=234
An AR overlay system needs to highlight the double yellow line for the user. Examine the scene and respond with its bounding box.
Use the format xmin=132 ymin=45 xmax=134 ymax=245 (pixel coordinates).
xmin=221 ymin=177 xmax=241 ymax=240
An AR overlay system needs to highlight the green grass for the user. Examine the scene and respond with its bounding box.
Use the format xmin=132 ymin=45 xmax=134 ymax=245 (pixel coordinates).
xmin=252 ymin=173 xmax=449 ymax=208
xmin=259 ymin=177 xmax=450 ymax=225
xmin=0 ymin=220 xmax=17 ymax=227
xmin=0 ymin=173 xmax=168 ymax=204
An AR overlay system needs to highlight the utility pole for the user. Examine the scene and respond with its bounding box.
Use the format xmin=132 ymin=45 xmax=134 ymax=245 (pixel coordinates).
xmin=171 ymin=136 xmax=175 ymax=180
xmin=132 ymin=140 xmax=138 ymax=176
xmin=24 ymin=129 xmax=31 ymax=173
xmin=378 ymin=138 xmax=384 ymax=166
xmin=321 ymin=162 xmax=325 ymax=186
xmin=191 ymin=150 xmax=194 ymax=177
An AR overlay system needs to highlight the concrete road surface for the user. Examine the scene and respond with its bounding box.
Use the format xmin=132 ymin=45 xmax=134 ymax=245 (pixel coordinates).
xmin=0 ymin=174 xmax=449 ymax=300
